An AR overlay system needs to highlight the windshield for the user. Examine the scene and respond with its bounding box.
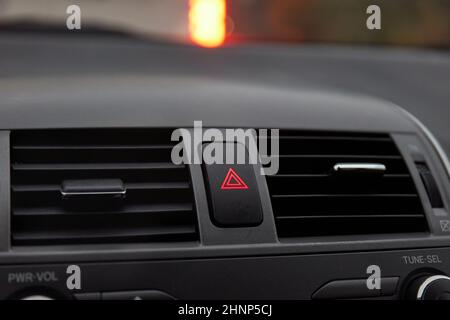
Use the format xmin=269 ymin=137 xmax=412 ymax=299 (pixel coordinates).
xmin=0 ymin=0 xmax=449 ymax=49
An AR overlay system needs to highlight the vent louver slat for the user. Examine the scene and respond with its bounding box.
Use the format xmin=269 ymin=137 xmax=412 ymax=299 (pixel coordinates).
xmin=11 ymin=129 xmax=198 ymax=246
xmin=264 ymin=131 xmax=428 ymax=238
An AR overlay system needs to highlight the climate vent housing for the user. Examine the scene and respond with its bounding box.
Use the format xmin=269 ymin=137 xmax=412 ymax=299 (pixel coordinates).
xmin=264 ymin=131 xmax=428 ymax=238
xmin=10 ymin=129 xmax=198 ymax=245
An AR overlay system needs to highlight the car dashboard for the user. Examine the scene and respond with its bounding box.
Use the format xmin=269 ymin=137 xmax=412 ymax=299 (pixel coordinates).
xmin=0 ymin=35 xmax=450 ymax=300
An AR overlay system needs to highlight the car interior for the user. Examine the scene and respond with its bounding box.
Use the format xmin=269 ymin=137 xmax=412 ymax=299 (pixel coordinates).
xmin=0 ymin=0 xmax=450 ymax=303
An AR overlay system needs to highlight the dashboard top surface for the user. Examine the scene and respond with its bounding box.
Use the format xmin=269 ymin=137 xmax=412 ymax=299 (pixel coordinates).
xmin=0 ymin=74 xmax=415 ymax=132
xmin=0 ymin=34 xmax=448 ymax=142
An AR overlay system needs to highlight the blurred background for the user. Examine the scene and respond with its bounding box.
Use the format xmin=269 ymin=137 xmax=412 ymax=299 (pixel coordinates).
xmin=0 ymin=0 xmax=449 ymax=48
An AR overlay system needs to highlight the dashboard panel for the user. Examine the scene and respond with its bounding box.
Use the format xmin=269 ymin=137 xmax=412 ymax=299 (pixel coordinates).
xmin=0 ymin=35 xmax=450 ymax=300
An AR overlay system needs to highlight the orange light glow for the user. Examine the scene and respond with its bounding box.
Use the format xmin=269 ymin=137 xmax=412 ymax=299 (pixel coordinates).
xmin=189 ymin=0 xmax=226 ymax=48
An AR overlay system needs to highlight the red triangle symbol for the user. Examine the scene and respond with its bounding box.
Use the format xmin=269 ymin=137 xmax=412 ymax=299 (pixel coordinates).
xmin=220 ymin=168 xmax=249 ymax=190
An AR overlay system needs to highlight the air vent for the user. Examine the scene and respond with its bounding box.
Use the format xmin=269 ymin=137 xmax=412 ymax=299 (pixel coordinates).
xmin=264 ymin=131 xmax=428 ymax=238
xmin=10 ymin=129 xmax=198 ymax=245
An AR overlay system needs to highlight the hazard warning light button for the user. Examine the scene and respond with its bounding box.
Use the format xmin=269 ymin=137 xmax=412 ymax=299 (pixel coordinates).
xmin=203 ymin=163 xmax=263 ymax=227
